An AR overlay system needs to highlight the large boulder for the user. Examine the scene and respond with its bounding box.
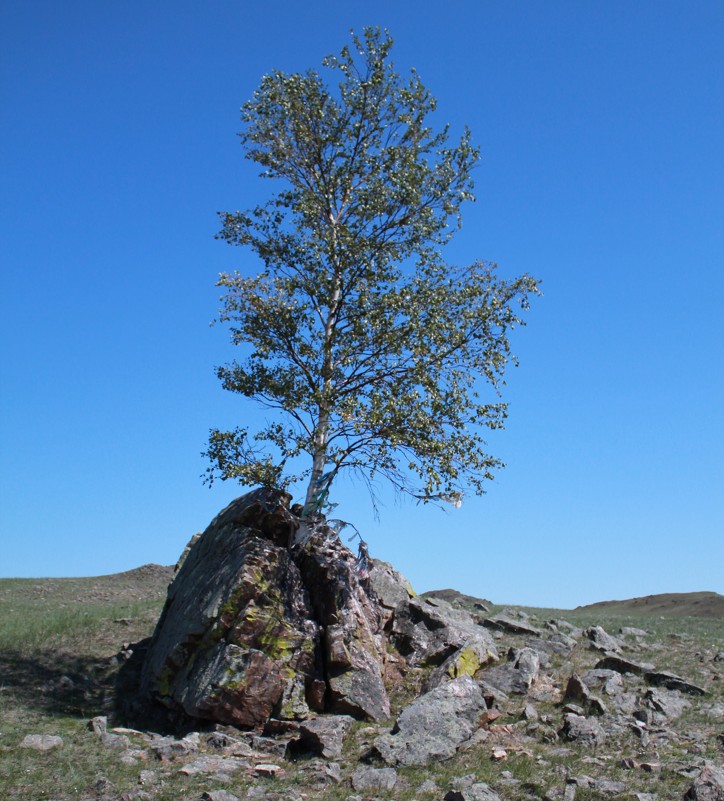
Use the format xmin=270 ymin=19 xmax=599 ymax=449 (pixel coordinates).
xmin=138 ymin=489 xmax=390 ymax=728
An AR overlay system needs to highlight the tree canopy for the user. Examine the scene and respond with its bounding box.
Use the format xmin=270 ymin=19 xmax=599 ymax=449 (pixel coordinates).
xmin=204 ymin=28 xmax=539 ymax=517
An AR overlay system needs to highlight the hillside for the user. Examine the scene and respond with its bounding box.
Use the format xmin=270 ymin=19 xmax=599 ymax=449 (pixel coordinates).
xmin=575 ymin=590 xmax=724 ymax=620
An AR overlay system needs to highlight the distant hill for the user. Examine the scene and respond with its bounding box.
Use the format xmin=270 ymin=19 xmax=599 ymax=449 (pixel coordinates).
xmin=575 ymin=591 xmax=724 ymax=620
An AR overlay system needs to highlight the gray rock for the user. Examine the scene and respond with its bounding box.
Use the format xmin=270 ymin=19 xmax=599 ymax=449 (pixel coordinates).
xmin=580 ymin=668 xmax=624 ymax=696
xmin=444 ymin=784 xmax=502 ymax=801
xmin=296 ymin=715 xmax=354 ymax=758
xmin=563 ymin=674 xmax=606 ymax=715
xmin=644 ymin=687 xmax=690 ymax=719
xmin=391 ymin=597 xmax=498 ymax=670
xmin=368 ymin=560 xmax=414 ymax=616
xmin=179 ymin=756 xmax=247 ymax=775
xmin=620 ymin=626 xmax=648 ymax=637
xmin=374 ymin=674 xmax=486 ymax=766
xmin=484 ymin=613 xmax=543 ymax=636
xmin=559 ymin=713 xmax=606 ymax=746
xmin=20 ymin=734 xmax=63 ymax=751
xmin=596 ymin=655 xmax=655 ymax=675
xmin=684 ymin=764 xmax=724 ymax=800
xmin=586 ymin=626 xmax=623 ymax=653
xmin=480 ymin=647 xmax=539 ymax=695
xmin=201 ymin=792 xmax=241 ymax=801
xmin=350 ymin=765 xmax=398 ymax=791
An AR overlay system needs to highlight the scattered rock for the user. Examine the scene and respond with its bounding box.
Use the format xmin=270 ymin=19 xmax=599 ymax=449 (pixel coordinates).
xmin=481 ymin=647 xmax=540 ymax=695
xmin=296 ymin=715 xmax=353 ymax=758
xmin=595 ymin=655 xmax=655 ymax=675
xmin=179 ymin=756 xmax=246 ymax=776
xmin=586 ymin=626 xmax=623 ymax=653
xmin=201 ymin=791 xmax=241 ymax=801
xmin=684 ymin=764 xmax=724 ymax=800
xmin=350 ymin=765 xmax=398 ymax=791
xmin=563 ymin=674 xmax=607 ymax=715
xmin=443 ymin=783 xmax=502 ymax=801
xmin=19 ymin=734 xmax=63 ymax=751
xmin=644 ymin=687 xmax=690 ymax=719
xmin=559 ymin=714 xmax=606 ymax=747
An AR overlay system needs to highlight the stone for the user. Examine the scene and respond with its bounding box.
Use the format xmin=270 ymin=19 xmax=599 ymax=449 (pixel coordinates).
xmin=563 ymin=674 xmax=607 ymax=715
xmin=374 ymin=674 xmax=486 ymax=766
xmin=296 ymin=715 xmax=354 ymax=758
xmin=87 ymin=716 xmax=108 ymax=736
xmin=138 ymin=489 xmax=390 ymax=728
xmin=644 ymin=687 xmax=690 ymax=719
xmin=350 ymin=765 xmax=398 ymax=791
xmin=149 ymin=734 xmax=199 ymax=761
xmin=483 ymin=613 xmax=543 ymax=636
xmin=443 ymin=784 xmax=502 ymax=801
xmin=620 ymin=626 xmax=648 ymax=637
xmin=644 ymin=670 xmax=707 ymax=696
xmin=684 ymin=764 xmax=724 ymax=800
xmin=201 ymin=792 xmax=241 ymax=801
xmin=368 ymin=559 xmax=415 ymax=621
xmin=595 ymin=655 xmax=654 ymax=675
xmin=480 ymin=647 xmax=539 ymax=695
xmin=585 ymin=626 xmax=623 ymax=653
xmin=179 ymin=756 xmax=247 ymax=776
xmin=20 ymin=734 xmax=63 ymax=751
xmin=391 ymin=597 xmax=498 ymax=671
xmin=559 ymin=713 xmax=606 ymax=747
xmin=580 ymin=669 xmax=624 ymax=696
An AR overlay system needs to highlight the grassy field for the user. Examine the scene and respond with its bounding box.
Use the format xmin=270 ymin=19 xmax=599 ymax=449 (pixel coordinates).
xmin=1 ymin=568 xmax=722 ymax=801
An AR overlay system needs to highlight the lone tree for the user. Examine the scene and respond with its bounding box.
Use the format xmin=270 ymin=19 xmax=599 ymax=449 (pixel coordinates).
xmin=204 ymin=28 xmax=539 ymax=518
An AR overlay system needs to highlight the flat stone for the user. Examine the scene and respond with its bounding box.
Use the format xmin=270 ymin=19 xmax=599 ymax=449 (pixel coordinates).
xmin=444 ymin=784 xmax=502 ymax=801
xmin=351 ymin=765 xmax=398 ymax=791
xmin=20 ymin=734 xmax=63 ymax=751
xmin=483 ymin=614 xmax=542 ymax=636
xmin=644 ymin=670 xmax=707 ymax=696
xmin=296 ymin=715 xmax=354 ymax=758
xmin=179 ymin=756 xmax=247 ymax=776
xmin=595 ymin=655 xmax=655 ymax=675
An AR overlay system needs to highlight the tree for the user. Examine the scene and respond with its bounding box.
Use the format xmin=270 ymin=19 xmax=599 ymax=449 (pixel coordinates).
xmin=204 ymin=28 xmax=539 ymax=518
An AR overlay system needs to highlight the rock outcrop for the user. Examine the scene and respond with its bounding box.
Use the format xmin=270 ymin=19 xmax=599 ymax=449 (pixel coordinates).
xmin=138 ymin=489 xmax=389 ymax=728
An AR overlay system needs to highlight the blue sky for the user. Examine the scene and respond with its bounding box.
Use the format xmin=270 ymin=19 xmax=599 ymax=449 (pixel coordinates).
xmin=1 ymin=1 xmax=722 ymax=608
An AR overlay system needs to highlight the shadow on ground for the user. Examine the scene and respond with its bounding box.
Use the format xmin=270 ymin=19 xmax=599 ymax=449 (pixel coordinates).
xmin=0 ymin=649 xmax=117 ymax=718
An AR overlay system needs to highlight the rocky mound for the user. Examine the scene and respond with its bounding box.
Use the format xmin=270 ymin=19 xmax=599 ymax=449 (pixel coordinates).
xmin=576 ymin=591 xmax=724 ymax=620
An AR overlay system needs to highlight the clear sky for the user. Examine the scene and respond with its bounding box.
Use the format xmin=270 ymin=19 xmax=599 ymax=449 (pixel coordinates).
xmin=1 ymin=1 xmax=722 ymax=608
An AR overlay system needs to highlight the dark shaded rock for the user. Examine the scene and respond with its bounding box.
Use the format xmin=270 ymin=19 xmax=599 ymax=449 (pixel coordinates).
xmin=644 ymin=670 xmax=707 ymax=696
xmin=137 ymin=489 xmax=390 ymax=728
xmin=563 ymin=674 xmax=607 ymax=715
xmin=480 ymin=647 xmax=539 ymax=695
xmin=559 ymin=713 xmax=606 ymax=746
xmin=351 ymin=765 xmax=398 ymax=791
xmin=374 ymin=674 xmax=486 ymax=766
xmin=684 ymin=764 xmax=724 ymax=800
xmin=390 ymin=596 xmax=498 ymax=672
xmin=484 ymin=613 xmax=542 ymax=636
xmin=201 ymin=792 xmax=241 ymax=801
xmin=595 ymin=655 xmax=655 ymax=675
